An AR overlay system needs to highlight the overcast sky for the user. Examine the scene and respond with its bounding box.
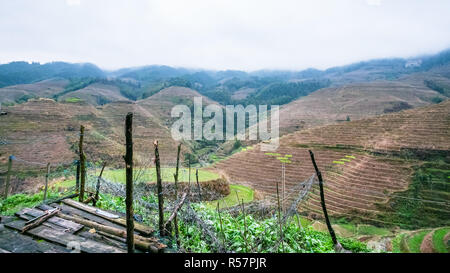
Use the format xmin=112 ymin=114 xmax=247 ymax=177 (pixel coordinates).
xmin=1 ymin=0 xmax=449 ymax=71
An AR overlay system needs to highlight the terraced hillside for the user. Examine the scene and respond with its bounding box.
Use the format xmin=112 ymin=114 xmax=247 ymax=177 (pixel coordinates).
xmin=0 ymin=78 xmax=69 ymax=103
xmin=283 ymin=99 xmax=450 ymax=153
xmin=57 ymin=83 xmax=130 ymax=105
xmin=215 ymin=100 xmax=450 ymax=227
xmin=277 ymin=80 xmax=447 ymax=135
xmin=392 ymin=227 xmax=450 ymax=253
xmin=138 ymin=86 xmax=221 ymax=127
xmin=0 ymin=98 xmax=181 ymax=193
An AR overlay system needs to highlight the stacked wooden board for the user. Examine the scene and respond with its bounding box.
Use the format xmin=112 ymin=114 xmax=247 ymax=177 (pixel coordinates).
xmin=0 ymin=199 xmax=165 ymax=253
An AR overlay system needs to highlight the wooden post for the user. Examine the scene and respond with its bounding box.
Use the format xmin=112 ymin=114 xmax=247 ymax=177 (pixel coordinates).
xmin=75 ymin=160 xmax=80 ymax=193
xmin=124 ymin=112 xmax=135 ymax=253
xmin=241 ymin=199 xmax=249 ymax=252
xmin=154 ymin=140 xmax=164 ymax=236
xmin=217 ymin=202 xmax=226 ymax=251
xmin=282 ymin=162 xmax=286 ymax=213
xmin=93 ymin=162 xmax=107 ymax=207
xmin=196 ymin=169 xmax=202 ymax=201
xmin=188 ymin=158 xmax=191 ymax=187
xmin=3 ymin=156 xmax=13 ymax=199
xmin=309 ymin=150 xmax=338 ymax=246
xmin=79 ymin=125 xmax=86 ymax=202
xmin=276 ymin=179 xmax=285 ymax=252
xmin=173 ymin=143 xmax=181 ymax=247
xmin=43 ymin=163 xmax=51 ymax=201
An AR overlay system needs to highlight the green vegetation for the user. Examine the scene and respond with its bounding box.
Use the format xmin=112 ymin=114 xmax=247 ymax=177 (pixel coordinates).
xmin=102 ymin=167 xmax=220 ymax=184
xmin=64 ymin=97 xmax=84 ymax=103
xmin=357 ymin=225 xmax=392 ymax=236
xmin=391 ymin=233 xmax=406 ymax=253
xmin=424 ymin=79 xmax=450 ymax=97
xmin=376 ymin=160 xmax=450 ymax=229
xmin=16 ymin=94 xmax=37 ymax=104
xmin=333 ymin=161 xmax=345 ymax=165
xmin=95 ymin=192 xmax=369 ymax=253
xmin=432 ymin=228 xmax=450 ymax=253
xmin=243 ymin=79 xmax=331 ymax=106
xmin=407 ymin=230 xmax=430 ymax=253
xmin=0 ymin=61 xmax=104 ymax=88
xmin=53 ymin=77 xmax=99 ymax=99
xmin=206 ymin=184 xmax=254 ymax=209
xmin=0 ymin=190 xmax=65 ymax=216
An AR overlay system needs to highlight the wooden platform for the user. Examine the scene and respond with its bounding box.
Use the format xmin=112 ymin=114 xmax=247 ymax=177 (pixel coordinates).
xmin=0 ymin=199 xmax=166 ymax=253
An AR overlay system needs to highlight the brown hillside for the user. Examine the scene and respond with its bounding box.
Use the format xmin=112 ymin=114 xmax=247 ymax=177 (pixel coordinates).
xmin=0 ymin=99 xmax=182 ymax=192
xmin=58 ymin=83 xmax=130 ymax=105
xmin=214 ymin=101 xmax=449 ymax=219
xmin=278 ymin=81 xmax=445 ymax=135
xmin=0 ymin=79 xmax=69 ymax=103
xmin=138 ymin=86 xmax=221 ymax=127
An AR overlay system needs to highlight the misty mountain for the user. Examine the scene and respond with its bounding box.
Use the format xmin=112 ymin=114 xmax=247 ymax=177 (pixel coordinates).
xmin=0 ymin=61 xmax=105 ymax=88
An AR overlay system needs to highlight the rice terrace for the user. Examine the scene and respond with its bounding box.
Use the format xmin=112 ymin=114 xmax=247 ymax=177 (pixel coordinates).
xmin=0 ymin=0 xmax=449 ymax=260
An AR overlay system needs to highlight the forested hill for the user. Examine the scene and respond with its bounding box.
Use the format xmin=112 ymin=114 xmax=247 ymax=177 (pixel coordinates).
xmin=0 ymin=61 xmax=105 ymax=88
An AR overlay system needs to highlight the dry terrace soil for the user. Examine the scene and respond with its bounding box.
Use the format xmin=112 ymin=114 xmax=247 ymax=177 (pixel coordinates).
xmin=214 ymin=100 xmax=450 ymax=220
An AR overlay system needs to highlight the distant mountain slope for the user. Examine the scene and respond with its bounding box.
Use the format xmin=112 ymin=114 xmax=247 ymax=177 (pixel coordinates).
xmin=277 ymin=79 xmax=446 ymax=135
xmin=0 ymin=62 xmax=104 ymax=88
xmin=138 ymin=86 xmax=221 ymax=126
xmin=283 ymin=99 xmax=450 ymax=153
xmin=0 ymin=78 xmax=69 ymax=103
xmin=57 ymin=83 xmax=130 ymax=105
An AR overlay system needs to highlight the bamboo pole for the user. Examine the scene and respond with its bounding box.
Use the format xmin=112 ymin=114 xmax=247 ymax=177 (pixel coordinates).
xmin=173 ymin=143 xmax=181 ymax=247
xmin=164 ymin=192 xmax=187 ymax=231
xmin=3 ymin=155 xmax=13 ymax=199
xmin=196 ymin=169 xmax=202 ymax=201
xmin=93 ymin=162 xmax=107 ymax=207
xmin=308 ymin=150 xmax=338 ymax=246
xmin=43 ymin=163 xmax=51 ymax=201
xmin=79 ymin=126 xmax=86 ymax=202
xmin=154 ymin=140 xmax=164 ymax=236
xmin=124 ymin=113 xmax=134 ymax=253
xmin=241 ymin=198 xmax=249 ymax=253
xmin=276 ymin=179 xmax=285 ymax=253
xmin=75 ymin=160 xmax=80 ymax=193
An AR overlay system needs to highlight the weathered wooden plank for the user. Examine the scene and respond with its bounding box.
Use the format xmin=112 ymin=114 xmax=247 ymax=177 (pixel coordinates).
xmin=62 ymin=199 xmax=154 ymax=236
xmin=4 ymin=219 xmax=125 ymax=253
xmin=0 ymin=248 xmax=11 ymax=253
xmin=77 ymin=230 xmax=127 ymax=250
xmin=17 ymin=208 xmax=84 ymax=233
xmin=15 ymin=210 xmax=70 ymax=233
xmin=50 ymin=203 xmax=126 ymax=231
xmin=0 ymin=226 xmax=69 ymax=253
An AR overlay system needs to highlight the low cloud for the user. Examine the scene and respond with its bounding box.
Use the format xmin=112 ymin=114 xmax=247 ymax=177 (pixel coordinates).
xmin=66 ymin=0 xmax=81 ymax=6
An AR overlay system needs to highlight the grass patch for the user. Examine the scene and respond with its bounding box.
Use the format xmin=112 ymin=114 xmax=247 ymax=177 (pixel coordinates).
xmin=407 ymin=230 xmax=430 ymax=253
xmin=357 ymin=225 xmax=392 ymax=236
xmin=391 ymin=233 xmax=405 ymax=253
xmin=64 ymin=97 xmax=84 ymax=103
xmin=206 ymin=184 xmax=254 ymax=209
xmin=53 ymin=178 xmax=76 ymax=189
xmin=432 ymin=228 xmax=450 ymax=253
xmin=0 ymin=190 xmax=64 ymax=216
xmin=102 ymin=167 xmax=220 ymax=184
xmin=376 ymin=160 xmax=450 ymax=229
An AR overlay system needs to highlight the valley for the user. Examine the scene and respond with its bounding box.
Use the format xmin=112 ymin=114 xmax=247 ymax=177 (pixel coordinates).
xmin=0 ymin=50 xmax=449 ymax=253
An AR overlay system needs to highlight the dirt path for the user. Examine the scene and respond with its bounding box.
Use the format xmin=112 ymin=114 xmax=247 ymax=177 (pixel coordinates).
xmin=420 ymin=229 xmax=436 ymax=253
